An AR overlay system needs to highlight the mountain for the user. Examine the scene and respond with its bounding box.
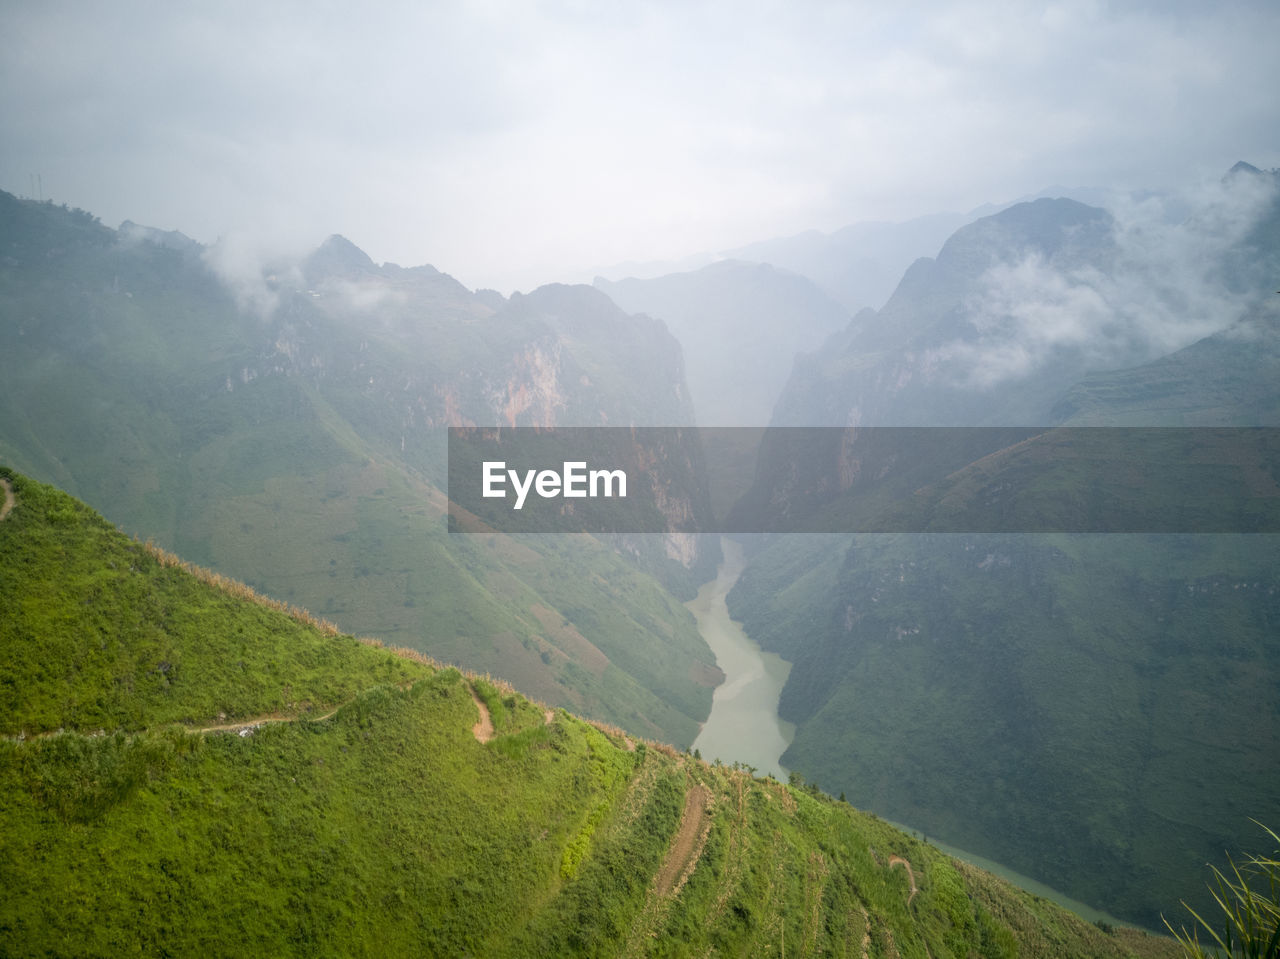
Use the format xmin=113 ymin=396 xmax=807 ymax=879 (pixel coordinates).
xmin=731 ymin=528 xmax=1280 ymax=930
xmin=0 ymin=468 xmax=1183 ymax=956
xmin=768 ymin=197 xmax=1121 ymax=429
xmin=721 ymin=211 xmax=976 ymax=313
xmin=723 ymin=168 xmax=1280 ymax=928
xmin=595 ymin=260 xmax=851 ymax=426
xmin=0 ymin=191 xmax=718 ymax=748
xmin=590 ymin=186 xmax=1113 ymax=317
xmin=1052 ymin=307 xmax=1280 ymax=426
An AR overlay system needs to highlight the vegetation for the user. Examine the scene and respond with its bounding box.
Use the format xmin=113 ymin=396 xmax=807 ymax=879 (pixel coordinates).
xmin=730 ymin=529 xmax=1280 ymax=930
xmin=1166 ymin=823 xmax=1280 ymax=958
xmin=0 ymin=190 xmax=718 ymax=747
xmin=0 ymin=467 xmax=429 ymax=735
xmin=0 ymin=469 xmax=1184 ymax=955
xmin=722 ymin=174 xmax=1280 ymax=932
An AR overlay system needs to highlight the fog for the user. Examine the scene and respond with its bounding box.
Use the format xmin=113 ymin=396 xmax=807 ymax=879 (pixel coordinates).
xmin=932 ymin=170 xmax=1279 ymax=389
xmin=3 ymin=1 xmax=1279 ymax=294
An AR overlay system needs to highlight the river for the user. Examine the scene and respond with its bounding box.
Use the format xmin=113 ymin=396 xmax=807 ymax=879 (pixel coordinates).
xmin=687 ymin=535 xmax=1134 ymax=929
xmin=688 ymin=537 xmax=795 ymax=780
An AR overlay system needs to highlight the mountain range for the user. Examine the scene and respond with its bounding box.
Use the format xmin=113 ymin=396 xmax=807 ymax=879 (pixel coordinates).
xmin=0 ymin=190 xmax=719 ymax=749
xmin=3 ymin=162 xmax=1278 ymax=946
xmin=724 ymin=164 xmax=1280 ymax=928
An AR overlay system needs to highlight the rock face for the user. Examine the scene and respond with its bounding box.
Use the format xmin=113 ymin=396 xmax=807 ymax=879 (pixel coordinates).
xmin=725 ymin=173 xmax=1280 ymax=929
xmin=270 ymin=248 xmax=696 ymax=441
xmin=0 ymin=191 xmax=719 ymax=747
xmin=770 ymin=198 xmax=1119 ymax=429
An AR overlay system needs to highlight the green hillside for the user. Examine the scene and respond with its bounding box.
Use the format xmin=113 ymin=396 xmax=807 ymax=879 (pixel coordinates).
xmin=0 ymin=470 xmax=1182 ymax=957
xmin=726 ymin=177 xmax=1280 ymax=930
xmin=0 ymin=467 xmax=428 ymax=736
xmin=731 ymin=527 xmax=1280 ymax=930
xmin=0 ymin=192 xmax=717 ymax=748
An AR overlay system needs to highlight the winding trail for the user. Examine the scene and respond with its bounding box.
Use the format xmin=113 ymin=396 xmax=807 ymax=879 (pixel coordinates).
xmin=889 ymin=855 xmax=919 ymax=906
xmin=621 ymin=781 xmax=715 ymax=957
xmin=9 ymin=705 xmax=347 ymax=743
xmin=9 ymin=679 xmax=426 ymax=743
xmin=470 ymin=687 xmax=495 ymax=743
xmin=193 ymin=706 xmax=341 ymax=735
xmin=0 ymin=478 xmax=14 ymax=522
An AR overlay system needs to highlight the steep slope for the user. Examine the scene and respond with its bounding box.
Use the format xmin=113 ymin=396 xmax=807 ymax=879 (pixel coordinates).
xmin=0 ymin=468 xmax=426 ymax=736
xmin=734 ymin=531 xmax=1280 ymax=928
xmin=1052 ymin=309 xmax=1280 ymax=426
xmin=727 ymin=168 xmax=1280 ymax=928
xmin=769 ymin=197 xmax=1120 ymax=429
xmin=0 ymin=192 xmax=716 ymax=747
xmin=0 ymin=470 xmax=1182 ymax=957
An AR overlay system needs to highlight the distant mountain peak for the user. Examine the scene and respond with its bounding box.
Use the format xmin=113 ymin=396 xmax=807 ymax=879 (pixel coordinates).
xmin=1227 ymin=160 xmax=1264 ymax=178
xmin=117 ymin=220 xmax=202 ymax=254
xmin=303 ymin=233 xmax=376 ymax=283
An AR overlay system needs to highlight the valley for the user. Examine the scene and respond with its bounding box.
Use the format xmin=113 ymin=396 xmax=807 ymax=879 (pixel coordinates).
xmin=3 ymin=162 xmax=1279 ymax=952
xmin=687 ymin=536 xmax=795 ymax=780
xmin=6 ymin=4 xmax=1280 ymax=953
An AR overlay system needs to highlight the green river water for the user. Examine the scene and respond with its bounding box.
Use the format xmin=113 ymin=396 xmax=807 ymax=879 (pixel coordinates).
xmin=688 ymin=537 xmax=795 ymax=781
xmin=688 ymin=535 xmax=1134 ymax=930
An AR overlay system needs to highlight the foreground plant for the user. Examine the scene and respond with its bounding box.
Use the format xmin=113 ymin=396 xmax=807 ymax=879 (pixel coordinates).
xmin=1166 ymin=822 xmax=1280 ymax=958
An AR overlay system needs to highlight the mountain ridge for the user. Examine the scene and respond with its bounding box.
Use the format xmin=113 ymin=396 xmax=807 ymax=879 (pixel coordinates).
xmin=723 ymin=166 xmax=1280 ymax=929
xmin=0 ymin=189 xmax=719 ymax=748
xmin=0 ymin=466 xmax=1184 ymax=957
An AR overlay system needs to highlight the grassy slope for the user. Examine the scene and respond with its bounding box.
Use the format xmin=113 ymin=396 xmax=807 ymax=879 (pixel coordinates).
xmin=0 ymin=467 xmax=429 ymax=735
xmin=0 ymin=195 xmax=715 ymax=747
xmin=0 ymin=472 xmax=1181 ymax=957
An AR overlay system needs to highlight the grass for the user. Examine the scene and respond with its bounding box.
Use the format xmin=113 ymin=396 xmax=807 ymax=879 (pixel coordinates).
xmin=1166 ymin=822 xmax=1280 ymax=958
xmin=0 ymin=468 xmax=430 ymax=735
xmin=0 ymin=468 xmax=1187 ymax=956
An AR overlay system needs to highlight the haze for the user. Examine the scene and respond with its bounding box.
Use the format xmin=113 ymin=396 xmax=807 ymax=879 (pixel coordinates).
xmin=3 ymin=0 xmax=1278 ymax=294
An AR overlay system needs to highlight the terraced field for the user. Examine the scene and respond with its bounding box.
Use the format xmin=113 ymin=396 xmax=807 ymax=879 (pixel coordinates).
xmin=0 ymin=468 xmax=1184 ymax=956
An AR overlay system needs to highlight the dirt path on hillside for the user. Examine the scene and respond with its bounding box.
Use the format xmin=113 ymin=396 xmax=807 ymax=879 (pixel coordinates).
xmin=888 ymin=855 xmax=919 ymax=906
xmin=193 ymin=706 xmax=341 ymax=735
xmin=9 ymin=705 xmax=345 ymax=742
xmin=621 ymin=780 xmax=715 ymax=957
xmin=654 ymin=783 xmax=713 ymax=897
xmin=11 ymin=679 xmax=427 ymax=742
xmin=856 ymin=906 xmax=871 ymax=959
xmin=470 ymin=687 xmax=494 ymax=743
xmin=0 ymin=478 xmax=14 ymax=522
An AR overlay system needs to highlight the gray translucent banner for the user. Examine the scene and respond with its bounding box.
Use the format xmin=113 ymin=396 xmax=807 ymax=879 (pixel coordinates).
xmin=447 ymin=426 xmax=1280 ymax=534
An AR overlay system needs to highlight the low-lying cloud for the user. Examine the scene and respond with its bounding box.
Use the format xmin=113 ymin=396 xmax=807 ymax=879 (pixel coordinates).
xmin=933 ymin=170 xmax=1278 ymax=389
xmin=202 ymin=232 xmax=307 ymax=320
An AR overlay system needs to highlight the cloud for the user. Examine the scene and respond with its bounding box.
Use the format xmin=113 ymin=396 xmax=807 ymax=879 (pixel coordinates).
xmin=202 ymin=231 xmax=306 ymax=320
xmin=3 ymin=1 xmax=1280 ymax=292
xmin=931 ymin=170 xmax=1278 ymax=388
xmin=328 ymin=279 xmax=407 ymax=315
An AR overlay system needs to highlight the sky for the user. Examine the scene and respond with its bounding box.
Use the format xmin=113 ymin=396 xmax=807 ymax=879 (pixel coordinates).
xmin=2 ymin=0 xmax=1278 ymax=295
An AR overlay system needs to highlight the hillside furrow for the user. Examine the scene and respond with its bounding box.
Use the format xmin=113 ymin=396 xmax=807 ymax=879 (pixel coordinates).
xmin=0 ymin=478 xmax=13 ymax=521
xmin=889 ymin=855 xmax=919 ymax=906
xmin=470 ymin=687 xmax=495 ymax=743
